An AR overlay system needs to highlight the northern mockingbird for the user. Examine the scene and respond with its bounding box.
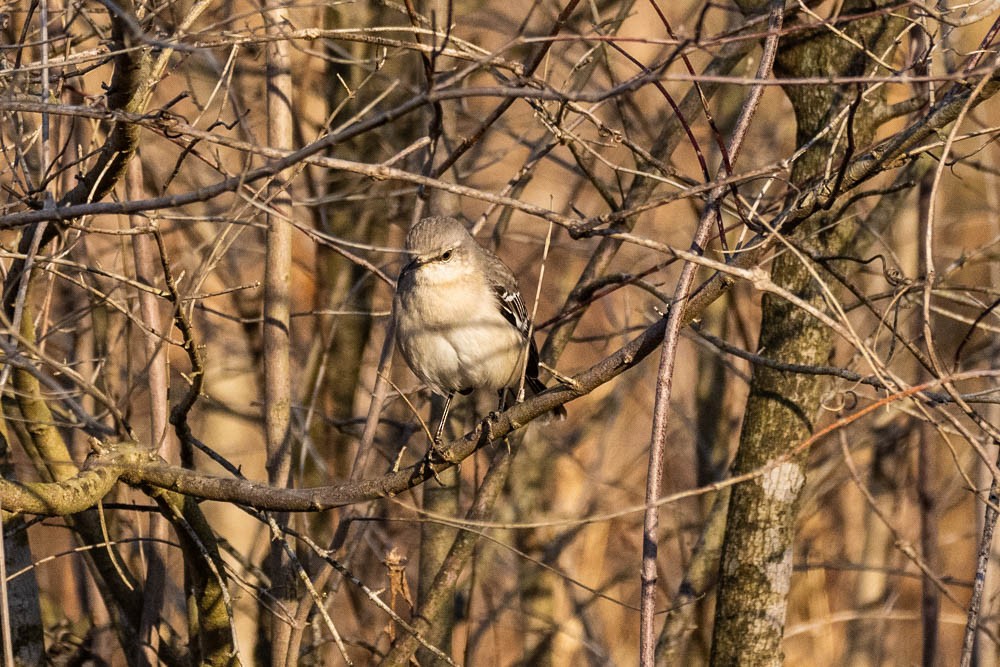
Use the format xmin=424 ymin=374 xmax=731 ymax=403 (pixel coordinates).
xmin=393 ymin=216 xmax=565 ymax=443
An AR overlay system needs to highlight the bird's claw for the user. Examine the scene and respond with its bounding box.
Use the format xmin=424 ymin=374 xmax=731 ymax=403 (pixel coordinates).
xmin=419 ymin=441 xmax=452 ymax=485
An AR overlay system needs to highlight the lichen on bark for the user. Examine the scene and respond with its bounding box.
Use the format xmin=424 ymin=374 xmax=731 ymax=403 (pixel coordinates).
xmin=710 ymin=2 xmax=906 ymax=664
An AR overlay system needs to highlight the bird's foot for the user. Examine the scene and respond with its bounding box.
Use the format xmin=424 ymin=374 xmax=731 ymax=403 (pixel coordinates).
xmin=419 ymin=439 xmax=455 ymax=485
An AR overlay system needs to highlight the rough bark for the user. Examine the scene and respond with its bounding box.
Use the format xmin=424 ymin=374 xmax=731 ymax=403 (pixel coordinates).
xmin=710 ymin=2 xmax=905 ymax=664
xmin=1 ymin=514 xmax=44 ymax=666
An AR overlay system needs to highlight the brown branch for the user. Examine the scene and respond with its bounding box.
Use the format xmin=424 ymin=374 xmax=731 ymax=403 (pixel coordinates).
xmin=0 ymin=300 xmax=661 ymax=514
xmin=2 ymin=66 xmax=996 ymax=241
xmin=540 ymin=39 xmax=755 ymax=368
xmin=156 ymin=228 xmax=204 ymax=468
xmin=56 ymin=0 xmax=150 ymax=211
xmin=0 ymin=441 xmax=146 ymax=516
xmin=144 ymin=487 xmax=241 ymax=667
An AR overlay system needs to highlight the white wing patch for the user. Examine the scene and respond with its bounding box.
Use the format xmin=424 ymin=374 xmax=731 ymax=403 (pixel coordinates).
xmin=493 ymin=284 xmax=530 ymax=337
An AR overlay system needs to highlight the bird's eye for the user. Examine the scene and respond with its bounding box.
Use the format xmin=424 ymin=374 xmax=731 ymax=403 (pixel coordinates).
xmin=441 ymin=250 xmax=453 ymax=262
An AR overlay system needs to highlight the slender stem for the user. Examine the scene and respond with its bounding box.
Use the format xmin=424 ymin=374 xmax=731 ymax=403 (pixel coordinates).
xmin=262 ymin=1 xmax=296 ymax=663
xmin=916 ymin=159 xmax=941 ymax=667
xmin=639 ymin=3 xmax=783 ymax=662
xmin=129 ymin=158 xmax=170 ymax=667
xmin=639 ymin=206 xmax=716 ymax=665
xmin=961 ymin=450 xmax=1000 ymax=667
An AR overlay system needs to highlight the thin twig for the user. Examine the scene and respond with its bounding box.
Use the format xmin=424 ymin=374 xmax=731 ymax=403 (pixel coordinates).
xmin=639 ymin=4 xmax=784 ymax=662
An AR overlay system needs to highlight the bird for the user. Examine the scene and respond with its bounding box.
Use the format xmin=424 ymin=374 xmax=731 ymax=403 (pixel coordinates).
xmin=393 ymin=216 xmax=566 ymax=445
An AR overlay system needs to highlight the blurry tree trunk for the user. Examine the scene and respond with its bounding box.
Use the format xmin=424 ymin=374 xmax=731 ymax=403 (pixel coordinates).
xmin=416 ymin=401 xmax=460 ymax=665
xmin=261 ymin=0 xmax=296 ymax=662
xmin=1 ymin=515 xmax=43 ymax=666
xmin=844 ymin=418 xmax=910 ymax=667
xmin=416 ymin=472 xmax=460 ymax=663
xmin=311 ymin=206 xmax=382 ymax=473
xmin=917 ymin=424 xmax=942 ymax=667
xmin=710 ymin=1 xmax=903 ymax=664
xmin=915 ymin=166 xmax=942 ymax=667
xmin=414 ymin=399 xmax=461 ymax=665
xmin=0 ymin=418 xmax=43 ymax=666
xmin=695 ymin=300 xmax=733 ymax=490
xmin=513 ymin=434 xmax=560 ymax=665
xmin=310 ymin=1 xmax=392 ymax=479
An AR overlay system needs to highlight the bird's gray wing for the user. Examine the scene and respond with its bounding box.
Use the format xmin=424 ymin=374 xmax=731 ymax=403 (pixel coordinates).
xmin=485 ymin=255 xmax=529 ymax=336
xmin=485 ymin=254 xmax=546 ymax=390
xmin=485 ymin=251 xmax=564 ymax=414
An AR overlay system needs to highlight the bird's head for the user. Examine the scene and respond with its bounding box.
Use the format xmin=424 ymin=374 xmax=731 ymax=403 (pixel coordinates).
xmin=400 ymin=216 xmax=476 ymax=280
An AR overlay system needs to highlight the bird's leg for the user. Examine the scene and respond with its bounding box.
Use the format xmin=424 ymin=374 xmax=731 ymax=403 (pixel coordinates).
xmin=432 ymin=392 xmax=454 ymax=447
xmin=488 ymin=389 xmax=508 ymax=423
xmin=421 ymin=393 xmax=454 ymax=483
xmin=493 ymin=390 xmax=511 ymax=453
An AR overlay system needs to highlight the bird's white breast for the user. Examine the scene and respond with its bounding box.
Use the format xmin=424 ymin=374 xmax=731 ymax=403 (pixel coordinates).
xmin=394 ymin=269 xmax=525 ymax=394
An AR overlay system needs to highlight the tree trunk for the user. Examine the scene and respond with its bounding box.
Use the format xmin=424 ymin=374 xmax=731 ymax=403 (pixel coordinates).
xmin=710 ymin=2 xmax=905 ymax=664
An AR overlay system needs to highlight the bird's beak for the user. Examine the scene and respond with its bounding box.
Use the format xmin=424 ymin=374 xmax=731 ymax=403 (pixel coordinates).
xmin=401 ymin=255 xmax=423 ymax=275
